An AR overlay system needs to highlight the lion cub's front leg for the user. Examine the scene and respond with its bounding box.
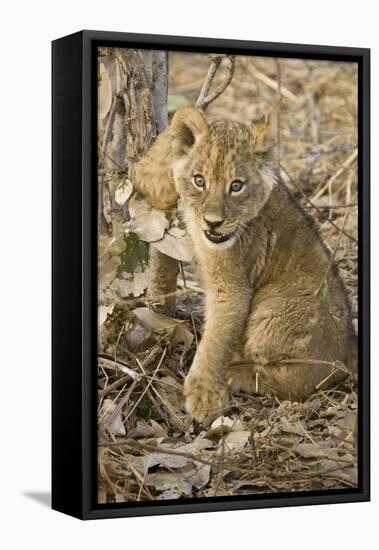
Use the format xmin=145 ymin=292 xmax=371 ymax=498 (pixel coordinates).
xmin=184 ymin=351 xmax=228 ymax=424
xmin=184 ymin=287 xmax=251 ymax=423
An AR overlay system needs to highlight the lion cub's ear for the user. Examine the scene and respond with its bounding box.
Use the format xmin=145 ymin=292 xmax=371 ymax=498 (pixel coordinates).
xmin=170 ymin=107 xmax=208 ymax=158
xmin=249 ymin=114 xmax=274 ymax=153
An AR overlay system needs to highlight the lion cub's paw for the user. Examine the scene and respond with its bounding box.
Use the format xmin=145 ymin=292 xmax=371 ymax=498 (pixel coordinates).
xmin=184 ymin=368 xmax=228 ymax=424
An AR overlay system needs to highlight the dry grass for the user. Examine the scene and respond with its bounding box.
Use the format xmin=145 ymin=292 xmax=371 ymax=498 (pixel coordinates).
xmin=97 ymin=52 xmax=358 ymax=503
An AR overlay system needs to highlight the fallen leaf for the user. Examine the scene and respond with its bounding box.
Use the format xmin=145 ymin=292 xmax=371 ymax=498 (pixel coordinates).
xmin=150 ymin=419 xmax=168 ymax=438
xmin=281 ymin=417 xmax=306 ymax=437
xmin=132 ymin=307 xmax=193 ymax=348
xmin=98 ymin=304 xmax=114 ymax=327
xmin=328 ymin=467 xmax=357 ymax=485
xmin=126 ymin=209 xmax=169 ymax=242
xmin=145 ymin=473 xmax=192 ymax=496
xmin=301 ymin=397 xmax=322 ymax=413
xmin=223 ymin=430 xmax=250 ymax=452
xmin=115 ymin=266 xmax=151 ymax=298
xmin=125 ymin=319 xmax=155 ymax=352
xmin=172 ymin=438 xmax=214 ymax=455
xmin=133 ymin=307 xmax=183 ymax=333
xmin=127 ymin=420 xmax=155 ymax=439
xmin=152 ymin=233 xmax=194 ymax=262
xmin=204 ymin=416 xmax=243 ymax=439
xmin=292 ymin=443 xmax=346 ymax=461
xmin=320 ymin=405 xmax=344 ymax=418
xmin=168 ymin=225 xmax=186 ymax=238
xmin=171 ymin=324 xmax=194 ymax=350
xmin=115 ymin=179 xmax=133 ymax=205
xmin=153 ymin=453 xmax=188 ymax=469
xmin=335 ymin=410 xmax=356 ymax=433
xmin=128 ymin=195 xmax=152 ymax=218
xmin=189 ymin=464 xmax=211 ymax=489
xmin=156 ymin=488 xmax=182 ymax=500
xmin=123 ymin=453 xmax=160 ymax=474
xmin=102 ymin=399 xmax=126 ymax=436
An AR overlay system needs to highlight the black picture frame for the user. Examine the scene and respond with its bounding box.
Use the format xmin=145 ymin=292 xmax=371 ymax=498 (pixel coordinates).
xmin=52 ymin=30 xmax=370 ymax=520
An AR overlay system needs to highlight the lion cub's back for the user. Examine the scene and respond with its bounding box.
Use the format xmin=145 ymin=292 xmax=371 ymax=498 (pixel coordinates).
xmin=134 ymin=129 xmax=178 ymax=210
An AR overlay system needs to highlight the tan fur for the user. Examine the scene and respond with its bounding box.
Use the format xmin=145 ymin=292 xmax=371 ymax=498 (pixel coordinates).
xmin=133 ymin=108 xmax=208 ymax=210
xmin=135 ymin=108 xmax=356 ymax=423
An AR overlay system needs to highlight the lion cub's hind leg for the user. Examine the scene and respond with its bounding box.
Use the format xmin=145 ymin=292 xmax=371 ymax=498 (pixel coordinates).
xmin=227 ymin=361 xmax=345 ymax=401
xmin=228 ymin=297 xmax=349 ymax=401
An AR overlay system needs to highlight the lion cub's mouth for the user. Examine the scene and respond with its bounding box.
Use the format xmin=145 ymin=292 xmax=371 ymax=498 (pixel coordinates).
xmin=204 ymin=230 xmax=234 ymax=244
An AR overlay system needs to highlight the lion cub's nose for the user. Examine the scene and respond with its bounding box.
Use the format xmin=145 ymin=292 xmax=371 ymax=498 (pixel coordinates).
xmin=204 ymin=217 xmax=224 ymax=230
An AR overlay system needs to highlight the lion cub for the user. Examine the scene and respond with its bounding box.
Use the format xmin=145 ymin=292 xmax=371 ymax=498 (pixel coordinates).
xmin=135 ymin=107 xmax=356 ymax=423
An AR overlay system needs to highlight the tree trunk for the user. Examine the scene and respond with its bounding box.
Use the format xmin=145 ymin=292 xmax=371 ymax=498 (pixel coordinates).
xmin=146 ymin=52 xmax=178 ymax=316
xmin=101 ymin=48 xmax=178 ymax=316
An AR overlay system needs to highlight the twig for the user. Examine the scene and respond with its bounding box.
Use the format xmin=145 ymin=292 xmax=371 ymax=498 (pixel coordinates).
xmin=98 ymin=355 xmax=139 ymax=379
xmin=102 ymin=379 xmax=138 ymax=429
xmin=99 ymin=373 xmax=137 ymax=398
xmin=100 ymin=347 xmax=166 ymax=430
xmin=196 ymin=55 xmax=235 ymax=112
xmin=315 ymin=368 xmax=340 ymax=391
xmin=99 ymin=438 xmax=214 ymax=468
xmin=280 ymin=163 xmax=357 ymax=243
xmin=249 ymin=64 xmax=298 ymax=102
xmin=312 ymin=149 xmax=358 ymax=202
xmin=99 ymin=287 xmax=204 ymax=311
xmin=314 ymin=212 xmax=348 ymax=298
xmin=133 ymin=352 xmax=186 ymax=431
xmin=123 ymin=348 xmax=167 ymax=424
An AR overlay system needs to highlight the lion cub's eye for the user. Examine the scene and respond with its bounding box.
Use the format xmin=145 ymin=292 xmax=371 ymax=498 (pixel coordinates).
xmin=193 ymin=174 xmax=206 ymax=189
xmin=230 ymin=180 xmax=245 ymax=193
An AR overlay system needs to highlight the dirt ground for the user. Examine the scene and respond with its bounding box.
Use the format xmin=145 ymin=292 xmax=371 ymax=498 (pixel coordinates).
xmin=97 ymin=51 xmax=358 ymax=503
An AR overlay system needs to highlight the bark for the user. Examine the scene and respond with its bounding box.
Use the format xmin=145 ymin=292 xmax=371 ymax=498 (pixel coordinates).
xmin=146 ymin=52 xmax=178 ymax=316
xmin=100 ymin=48 xmax=178 ymax=316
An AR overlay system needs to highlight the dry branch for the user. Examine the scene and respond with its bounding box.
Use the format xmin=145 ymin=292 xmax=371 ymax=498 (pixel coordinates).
xmin=313 ymin=149 xmax=358 ymax=202
xmin=196 ymin=55 xmax=236 ymax=112
xmin=249 ymin=64 xmax=299 ymax=102
xmin=99 ymin=438 xmax=214 ymax=468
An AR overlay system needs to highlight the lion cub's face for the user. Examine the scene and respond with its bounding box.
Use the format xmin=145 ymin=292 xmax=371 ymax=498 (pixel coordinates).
xmin=170 ymin=108 xmax=275 ymax=250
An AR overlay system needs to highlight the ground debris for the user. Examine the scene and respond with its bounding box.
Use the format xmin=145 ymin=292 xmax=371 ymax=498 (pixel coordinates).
xmin=97 ymin=55 xmax=358 ymax=503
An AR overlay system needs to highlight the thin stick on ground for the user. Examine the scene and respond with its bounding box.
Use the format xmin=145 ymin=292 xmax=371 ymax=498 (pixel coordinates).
xmin=99 ymin=438 xmax=215 ymax=468
xmin=123 ymin=348 xmax=167 ymax=424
